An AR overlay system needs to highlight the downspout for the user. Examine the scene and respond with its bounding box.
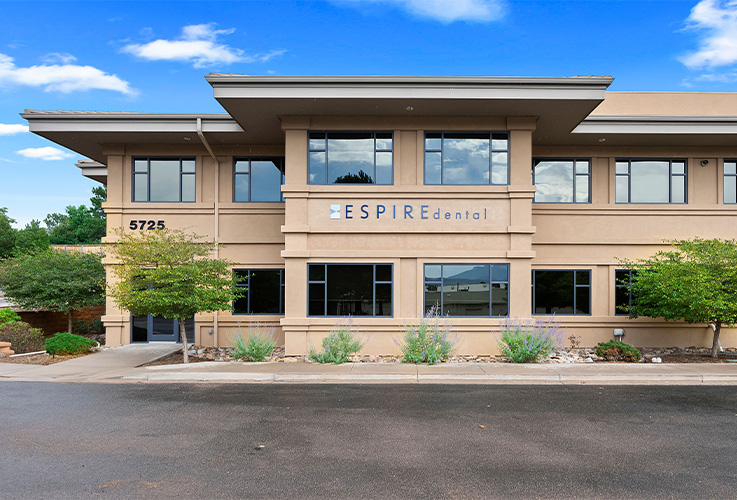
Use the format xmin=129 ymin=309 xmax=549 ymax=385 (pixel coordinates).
xmin=197 ymin=117 xmax=220 ymax=347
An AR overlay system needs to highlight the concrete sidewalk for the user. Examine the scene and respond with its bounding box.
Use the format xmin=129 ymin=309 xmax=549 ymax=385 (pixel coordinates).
xmin=2 ymin=344 xmax=737 ymax=384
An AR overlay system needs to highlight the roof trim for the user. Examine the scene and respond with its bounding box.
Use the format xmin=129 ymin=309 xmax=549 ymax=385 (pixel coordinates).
xmin=573 ymin=115 xmax=737 ymax=135
xmin=21 ymin=112 xmax=244 ymax=133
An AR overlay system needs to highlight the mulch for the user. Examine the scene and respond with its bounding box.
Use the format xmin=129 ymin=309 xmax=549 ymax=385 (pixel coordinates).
xmin=660 ymin=353 xmax=737 ymax=363
xmin=0 ymin=352 xmax=92 ymax=365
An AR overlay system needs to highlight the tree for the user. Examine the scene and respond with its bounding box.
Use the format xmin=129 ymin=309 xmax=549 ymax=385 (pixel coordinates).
xmin=0 ymin=208 xmax=16 ymax=259
xmin=13 ymin=220 xmax=50 ymax=255
xmin=45 ymin=187 xmax=107 ymax=244
xmin=106 ymin=229 xmax=242 ymax=362
xmin=619 ymin=238 xmax=737 ymax=358
xmin=0 ymin=249 xmax=105 ymax=333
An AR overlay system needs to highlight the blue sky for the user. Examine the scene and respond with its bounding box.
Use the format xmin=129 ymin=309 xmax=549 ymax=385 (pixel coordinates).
xmin=1 ymin=0 xmax=736 ymax=227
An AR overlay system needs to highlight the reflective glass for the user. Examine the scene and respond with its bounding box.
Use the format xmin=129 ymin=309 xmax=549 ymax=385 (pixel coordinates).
xmin=615 ymin=176 xmax=629 ymax=203
xmin=251 ymin=160 xmax=283 ymax=202
xmin=425 ymin=134 xmax=442 ymax=150
xmin=182 ymin=160 xmax=196 ymax=173
xmin=308 ymin=133 xmax=326 ymax=151
xmin=671 ymin=161 xmax=685 ymax=174
xmin=326 ymin=265 xmax=373 ymax=316
xmin=491 ymin=283 xmax=509 ymax=317
xmin=181 ymin=174 xmax=195 ymax=202
xmin=248 ymin=270 xmax=282 ymax=313
xmin=534 ymin=160 xmax=574 ymax=202
xmin=376 ymin=136 xmax=393 ymax=150
xmin=424 ymin=152 xmax=442 ymax=184
xmin=671 ymin=175 xmax=685 ymax=204
xmin=375 ymin=264 xmax=392 ymax=282
xmin=424 ymin=284 xmax=441 ymax=312
xmin=308 ymin=264 xmax=325 ymax=282
xmin=131 ymin=315 xmax=147 ymax=342
xmin=575 ymin=161 xmax=589 ymax=174
xmin=575 ymin=174 xmax=589 ymax=203
xmin=725 ymin=162 xmax=737 ymax=175
xmin=233 ymin=173 xmax=250 ymax=202
xmin=575 ymin=271 xmax=590 ymax=285
xmin=327 ymin=135 xmax=375 ymax=184
xmin=575 ymin=287 xmax=591 ymax=315
xmin=491 ymin=133 xmax=508 ymax=151
xmin=149 ymin=160 xmax=181 ymax=201
xmin=630 ymin=161 xmax=669 ymax=203
xmin=533 ymin=271 xmax=575 ymax=314
xmin=234 ymin=160 xmax=250 ymax=174
xmin=309 ymin=152 xmax=326 ymax=184
xmin=440 ymin=265 xmax=490 ymax=317
xmin=134 ymin=173 xmax=148 ymax=201
xmin=375 ymin=152 xmax=393 ymax=185
xmin=441 ymin=138 xmax=489 ymax=184
xmin=491 ymin=264 xmax=509 ymax=282
xmin=375 ymin=283 xmax=392 ymax=316
xmin=491 ymin=152 xmax=508 ymax=184
xmin=424 ymin=264 xmax=442 ymax=282
xmin=725 ymin=176 xmax=737 ymax=204
xmin=308 ymin=283 xmax=325 ymax=316
xmin=133 ymin=160 xmax=148 ymax=173
xmin=615 ymin=161 xmax=629 ymax=174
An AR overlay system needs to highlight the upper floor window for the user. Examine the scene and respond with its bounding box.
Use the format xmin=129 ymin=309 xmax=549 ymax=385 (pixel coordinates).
xmin=724 ymin=160 xmax=736 ymax=204
xmin=533 ymin=159 xmax=591 ymax=203
xmin=308 ymin=132 xmax=393 ymax=185
xmin=424 ymin=264 xmax=509 ymax=317
xmin=532 ymin=270 xmax=591 ymax=315
xmin=133 ymin=157 xmax=195 ymax=202
xmin=308 ymin=264 xmax=392 ymax=317
xmin=424 ymin=132 xmax=509 ymax=185
xmin=233 ymin=269 xmax=285 ymax=314
xmin=234 ymin=157 xmax=284 ymax=202
xmin=615 ymin=159 xmax=686 ymax=204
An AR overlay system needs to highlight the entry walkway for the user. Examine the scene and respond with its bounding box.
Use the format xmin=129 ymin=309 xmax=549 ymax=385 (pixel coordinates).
xmin=2 ymin=344 xmax=737 ymax=384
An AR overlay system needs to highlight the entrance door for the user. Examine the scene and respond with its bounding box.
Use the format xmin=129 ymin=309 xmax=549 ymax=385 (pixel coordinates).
xmin=131 ymin=315 xmax=195 ymax=343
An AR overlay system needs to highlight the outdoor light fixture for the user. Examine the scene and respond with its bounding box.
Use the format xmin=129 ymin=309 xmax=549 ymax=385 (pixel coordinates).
xmin=613 ymin=328 xmax=625 ymax=341
xmin=183 ymin=136 xmax=192 ymax=141
xmin=700 ymin=159 xmax=709 ymax=166
xmin=406 ymin=106 xmax=414 ymax=111
xmin=598 ymin=138 xmax=606 ymax=142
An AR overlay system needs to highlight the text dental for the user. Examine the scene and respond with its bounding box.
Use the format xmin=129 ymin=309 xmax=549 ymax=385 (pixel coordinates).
xmin=330 ymin=204 xmax=488 ymax=221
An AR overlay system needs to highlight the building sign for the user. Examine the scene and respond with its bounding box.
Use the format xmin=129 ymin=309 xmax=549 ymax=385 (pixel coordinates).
xmin=330 ymin=203 xmax=488 ymax=221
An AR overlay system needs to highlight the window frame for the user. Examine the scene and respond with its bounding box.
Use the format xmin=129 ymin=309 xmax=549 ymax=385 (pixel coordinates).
xmin=233 ymin=157 xmax=285 ymax=202
xmin=132 ymin=157 xmax=196 ymax=203
xmin=532 ymin=158 xmax=591 ymax=204
xmin=423 ymin=263 xmax=510 ymax=318
xmin=615 ymin=158 xmax=687 ymax=204
xmin=614 ymin=269 xmax=634 ymax=316
xmin=232 ymin=269 xmax=285 ymax=315
xmin=424 ymin=131 xmax=510 ymax=186
xmin=307 ymin=263 xmax=393 ymax=317
xmin=307 ymin=131 xmax=394 ymax=185
xmin=724 ymin=159 xmax=737 ymax=205
xmin=531 ymin=269 xmax=592 ymax=316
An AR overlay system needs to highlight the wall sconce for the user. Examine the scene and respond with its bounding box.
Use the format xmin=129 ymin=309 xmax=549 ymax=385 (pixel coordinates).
xmin=700 ymin=160 xmax=709 ymax=167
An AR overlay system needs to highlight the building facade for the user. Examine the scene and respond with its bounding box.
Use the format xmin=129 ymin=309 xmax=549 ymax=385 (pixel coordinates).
xmin=23 ymin=76 xmax=737 ymax=354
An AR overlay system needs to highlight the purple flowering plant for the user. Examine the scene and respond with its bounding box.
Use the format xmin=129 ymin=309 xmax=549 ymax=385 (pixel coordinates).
xmin=308 ymin=316 xmax=365 ymax=364
xmin=397 ymin=306 xmax=457 ymax=365
xmin=497 ymin=317 xmax=564 ymax=363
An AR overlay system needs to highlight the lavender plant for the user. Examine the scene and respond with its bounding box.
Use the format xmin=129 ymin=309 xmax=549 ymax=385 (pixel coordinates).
xmin=398 ymin=306 xmax=457 ymax=365
xmin=230 ymin=324 xmax=277 ymax=362
xmin=308 ymin=317 xmax=364 ymax=364
xmin=497 ymin=317 xmax=564 ymax=363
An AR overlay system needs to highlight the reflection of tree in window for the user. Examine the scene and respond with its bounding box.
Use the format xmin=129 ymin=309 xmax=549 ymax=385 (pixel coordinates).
xmin=333 ymin=170 xmax=374 ymax=184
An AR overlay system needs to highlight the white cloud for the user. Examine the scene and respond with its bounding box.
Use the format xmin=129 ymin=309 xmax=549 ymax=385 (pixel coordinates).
xmin=680 ymin=0 xmax=737 ymax=69
xmin=0 ymin=53 xmax=135 ymax=94
xmin=41 ymin=52 xmax=77 ymax=64
xmin=341 ymin=0 xmax=505 ymax=23
xmin=0 ymin=123 xmax=29 ymax=136
xmin=122 ymin=23 xmax=286 ymax=68
xmin=16 ymin=147 xmax=74 ymax=161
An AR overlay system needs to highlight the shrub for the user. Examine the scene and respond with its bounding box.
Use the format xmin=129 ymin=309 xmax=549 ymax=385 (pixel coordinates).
xmin=497 ymin=317 xmax=564 ymax=363
xmin=595 ymin=340 xmax=642 ymax=362
xmin=309 ymin=317 xmax=364 ymax=364
xmin=45 ymin=332 xmax=97 ymax=355
xmin=398 ymin=307 xmax=457 ymax=365
xmin=230 ymin=324 xmax=277 ymax=362
xmin=0 ymin=309 xmax=21 ymax=325
xmin=0 ymin=321 xmax=45 ymax=354
xmin=73 ymin=317 xmax=104 ymax=336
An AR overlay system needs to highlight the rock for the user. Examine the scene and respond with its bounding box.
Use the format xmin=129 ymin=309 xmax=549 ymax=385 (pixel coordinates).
xmin=584 ymin=358 xmax=594 ymax=363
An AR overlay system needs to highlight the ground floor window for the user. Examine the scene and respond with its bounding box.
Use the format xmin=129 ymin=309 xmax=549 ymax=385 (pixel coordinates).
xmin=424 ymin=264 xmax=509 ymax=317
xmin=308 ymin=264 xmax=392 ymax=316
xmin=532 ymin=270 xmax=591 ymax=315
xmin=615 ymin=269 xmax=634 ymax=315
xmin=233 ymin=269 xmax=285 ymax=314
xmin=131 ymin=315 xmax=194 ymax=342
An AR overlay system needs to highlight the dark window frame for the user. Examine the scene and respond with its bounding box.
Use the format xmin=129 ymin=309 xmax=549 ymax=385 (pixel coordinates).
xmin=724 ymin=159 xmax=737 ymax=205
xmin=307 ymin=263 xmax=393 ymax=317
xmin=532 ymin=158 xmax=591 ymax=204
xmin=423 ymin=263 xmax=510 ymax=318
xmin=308 ymin=131 xmax=394 ymax=185
xmin=233 ymin=269 xmax=285 ymax=315
xmin=132 ymin=157 xmax=196 ymax=203
xmin=424 ymin=132 xmax=510 ymax=186
xmin=615 ymin=158 xmax=687 ymax=204
xmin=531 ymin=269 xmax=592 ymax=316
xmin=233 ymin=157 xmax=285 ymax=202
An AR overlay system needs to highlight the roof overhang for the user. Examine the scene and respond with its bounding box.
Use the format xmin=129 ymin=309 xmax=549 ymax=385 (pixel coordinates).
xmin=21 ymin=112 xmax=246 ymax=163
xmin=207 ymin=75 xmax=614 ymax=145
xmin=76 ymin=160 xmax=107 ymax=184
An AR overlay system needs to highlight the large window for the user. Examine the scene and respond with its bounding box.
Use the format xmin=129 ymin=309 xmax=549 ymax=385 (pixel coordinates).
xmin=615 ymin=159 xmax=686 ymax=204
xmin=533 ymin=159 xmax=590 ymax=203
xmin=532 ymin=270 xmax=591 ymax=315
xmin=308 ymin=132 xmax=393 ymax=185
xmin=234 ymin=158 xmax=284 ymax=202
xmin=308 ymin=264 xmax=392 ymax=316
xmin=424 ymin=132 xmax=509 ymax=185
xmin=614 ymin=269 xmax=634 ymax=316
xmin=424 ymin=264 xmax=509 ymax=317
xmin=233 ymin=269 xmax=285 ymax=314
xmin=724 ymin=160 xmax=737 ymax=204
xmin=133 ymin=157 xmax=195 ymax=202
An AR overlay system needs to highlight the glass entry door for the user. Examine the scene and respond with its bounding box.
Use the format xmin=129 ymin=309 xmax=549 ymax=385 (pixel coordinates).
xmin=131 ymin=315 xmax=194 ymax=343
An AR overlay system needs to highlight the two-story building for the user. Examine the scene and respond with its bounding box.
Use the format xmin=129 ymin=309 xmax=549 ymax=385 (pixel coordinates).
xmin=23 ymin=75 xmax=737 ymax=354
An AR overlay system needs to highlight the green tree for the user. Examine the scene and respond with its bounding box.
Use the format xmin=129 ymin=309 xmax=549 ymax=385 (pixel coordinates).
xmin=106 ymin=229 xmax=242 ymax=362
xmin=0 ymin=207 xmax=16 ymax=259
xmin=13 ymin=220 xmax=50 ymax=255
xmin=619 ymin=238 xmax=737 ymax=358
xmin=0 ymin=249 xmax=105 ymax=333
xmin=45 ymin=187 xmax=107 ymax=245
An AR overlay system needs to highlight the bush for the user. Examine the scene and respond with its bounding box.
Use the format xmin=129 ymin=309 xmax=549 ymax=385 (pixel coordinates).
xmin=0 ymin=309 xmax=21 ymax=325
xmin=230 ymin=324 xmax=277 ymax=362
xmin=309 ymin=317 xmax=364 ymax=364
xmin=73 ymin=317 xmax=104 ymax=336
xmin=398 ymin=307 xmax=457 ymax=365
xmin=0 ymin=321 xmax=45 ymax=354
xmin=595 ymin=340 xmax=642 ymax=362
xmin=45 ymin=332 xmax=97 ymax=355
xmin=497 ymin=317 xmax=564 ymax=363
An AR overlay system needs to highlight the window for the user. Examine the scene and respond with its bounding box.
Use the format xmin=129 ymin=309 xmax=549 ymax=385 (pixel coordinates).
xmin=533 ymin=159 xmax=590 ymax=203
xmin=724 ymin=160 xmax=737 ymax=204
xmin=614 ymin=269 xmax=634 ymax=315
xmin=133 ymin=157 xmax=195 ymax=202
xmin=532 ymin=270 xmax=591 ymax=315
xmin=308 ymin=132 xmax=393 ymax=184
xmin=424 ymin=264 xmax=509 ymax=317
xmin=233 ymin=269 xmax=285 ymax=314
xmin=615 ymin=159 xmax=686 ymax=204
xmin=234 ymin=158 xmax=285 ymax=202
xmin=308 ymin=264 xmax=392 ymax=316
xmin=424 ymin=132 xmax=509 ymax=185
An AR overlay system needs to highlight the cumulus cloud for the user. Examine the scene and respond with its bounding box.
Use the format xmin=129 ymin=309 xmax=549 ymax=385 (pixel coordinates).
xmin=680 ymin=0 xmax=737 ymax=69
xmin=0 ymin=53 xmax=135 ymax=94
xmin=41 ymin=52 xmax=77 ymax=64
xmin=340 ymin=0 xmax=505 ymax=23
xmin=16 ymin=147 xmax=74 ymax=161
xmin=122 ymin=23 xmax=285 ymax=68
xmin=0 ymin=123 xmax=29 ymax=136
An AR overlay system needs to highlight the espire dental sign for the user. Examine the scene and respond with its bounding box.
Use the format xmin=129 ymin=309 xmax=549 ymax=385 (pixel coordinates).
xmin=330 ymin=203 xmax=489 ymax=221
